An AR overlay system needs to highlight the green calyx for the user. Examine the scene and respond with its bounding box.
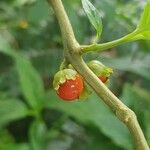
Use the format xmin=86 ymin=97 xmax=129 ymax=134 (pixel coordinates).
xmin=53 ymin=69 xmax=77 ymax=90
xmin=87 ymin=60 xmax=113 ymax=77
xmin=79 ymin=81 xmax=93 ymax=100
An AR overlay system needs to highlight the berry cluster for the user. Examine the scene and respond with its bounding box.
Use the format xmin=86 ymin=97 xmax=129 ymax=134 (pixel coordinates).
xmin=53 ymin=60 xmax=113 ymax=101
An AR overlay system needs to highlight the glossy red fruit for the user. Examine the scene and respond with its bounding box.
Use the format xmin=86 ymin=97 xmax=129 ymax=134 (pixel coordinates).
xmin=57 ymin=75 xmax=83 ymax=101
xmin=99 ymin=76 xmax=108 ymax=83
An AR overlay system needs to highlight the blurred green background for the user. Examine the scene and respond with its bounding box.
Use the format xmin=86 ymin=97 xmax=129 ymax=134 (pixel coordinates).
xmin=0 ymin=0 xmax=150 ymax=150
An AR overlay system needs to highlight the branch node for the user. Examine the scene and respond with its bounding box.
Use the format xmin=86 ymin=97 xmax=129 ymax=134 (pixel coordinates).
xmin=116 ymin=107 xmax=135 ymax=124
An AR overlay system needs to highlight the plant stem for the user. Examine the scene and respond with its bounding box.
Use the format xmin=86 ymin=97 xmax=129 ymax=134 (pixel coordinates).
xmin=81 ymin=30 xmax=140 ymax=53
xmin=47 ymin=0 xmax=150 ymax=149
xmin=59 ymin=59 xmax=69 ymax=70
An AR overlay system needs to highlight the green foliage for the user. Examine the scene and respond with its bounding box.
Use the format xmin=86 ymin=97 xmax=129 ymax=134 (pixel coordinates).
xmin=0 ymin=0 xmax=150 ymax=150
xmin=29 ymin=120 xmax=47 ymax=150
xmin=134 ymin=2 xmax=150 ymax=40
xmin=121 ymin=84 xmax=150 ymax=144
xmin=45 ymin=91 xmax=133 ymax=150
xmin=82 ymin=0 xmax=103 ymax=40
xmin=13 ymin=0 xmax=36 ymax=7
xmin=15 ymin=55 xmax=45 ymax=110
xmin=0 ymin=130 xmax=30 ymax=150
xmin=0 ymin=34 xmax=16 ymax=57
xmin=137 ymin=3 xmax=150 ymax=30
xmin=26 ymin=0 xmax=50 ymax=24
xmin=0 ymin=99 xmax=28 ymax=128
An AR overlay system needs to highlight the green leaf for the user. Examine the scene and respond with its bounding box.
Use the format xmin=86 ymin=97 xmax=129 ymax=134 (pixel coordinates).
xmin=0 ymin=34 xmax=10 ymax=52
xmin=0 ymin=143 xmax=30 ymax=150
xmin=121 ymin=84 xmax=150 ymax=110
xmin=0 ymin=99 xmax=28 ymax=128
xmin=13 ymin=0 xmax=36 ymax=7
xmin=121 ymin=84 xmax=150 ymax=145
xmin=15 ymin=55 xmax=45 ymax=110
xmin=46 ymin=120 xmax=122 ymax=150
xmin=135 ymin=3 xmax=150 ymax=40
xmin=45 ymin=91 xmax=133 ymax=150
xmin=72 ymin=128 xmax=123 ymax=150
xmin=133 ymin=30 xmax=150 ymax=40
xmin=0 ymin=33 xmax=45 ymax=110
xmin=0 ymin=130 xmax=30 ymax=150
xmin=0 ymin=34 xmax=16 ymax=57
xmin=26 ymin=0 xmax=50 ymax=24
xmin=81 ymin=0 xmax=103 ymax=39
xmin=0 ymin=130 xmax=15 ymax=145
xmin=137 ymin=3 xmax=150 ymax=30
xmin=29 ymin=120 xmax=47 ymax=150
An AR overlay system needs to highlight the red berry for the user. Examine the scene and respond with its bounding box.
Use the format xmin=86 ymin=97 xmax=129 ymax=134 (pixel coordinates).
xmin=57 ymin=75 xmax=83 ymax=101
xmin=99 ymin=76 xmax=108 ymax=83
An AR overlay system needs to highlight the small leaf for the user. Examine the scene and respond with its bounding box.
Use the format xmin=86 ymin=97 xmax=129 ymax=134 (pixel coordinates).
xmin=137 ymin=3 xmax=150 ymax=30
xmin=133 ymin=3 xmax=150 ymax=40
xmin=15 ymin=55 xmax=45 ymax=109
xmin=29 ymin=120 xmax=47 ymax=150
xmin=0 ymin=99 xmax=28 ymax=128
xmin=82 ymin=0 xmax=103 ymax=39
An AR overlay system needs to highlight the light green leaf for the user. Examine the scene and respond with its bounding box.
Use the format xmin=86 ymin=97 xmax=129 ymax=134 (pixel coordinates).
xmin=45 ymin=91 xmax=133 ymax=150
xmin=0 ymin=99 xmax=28 ymax=128
xmin=82 ymin=0 xmax=103 ymax=39
xmin=29 ymin=120 xmax=47 ymax=150
xmin=135 ymin=3 xmax=150 ymax=40
xmin=13 ymin=0 xmax=36 ymax=7
xmin=0 ymin=34 xmax=10 ymax=52
xmin=133 ymin=30 xmax=150 ymax=40
xmin=0 ymin=34 xmax=16 ymax=57
xmin=137 ymin=3 xmax=150 ymax=30
xmin=15 ymin=55 xmax=45 ymax=109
